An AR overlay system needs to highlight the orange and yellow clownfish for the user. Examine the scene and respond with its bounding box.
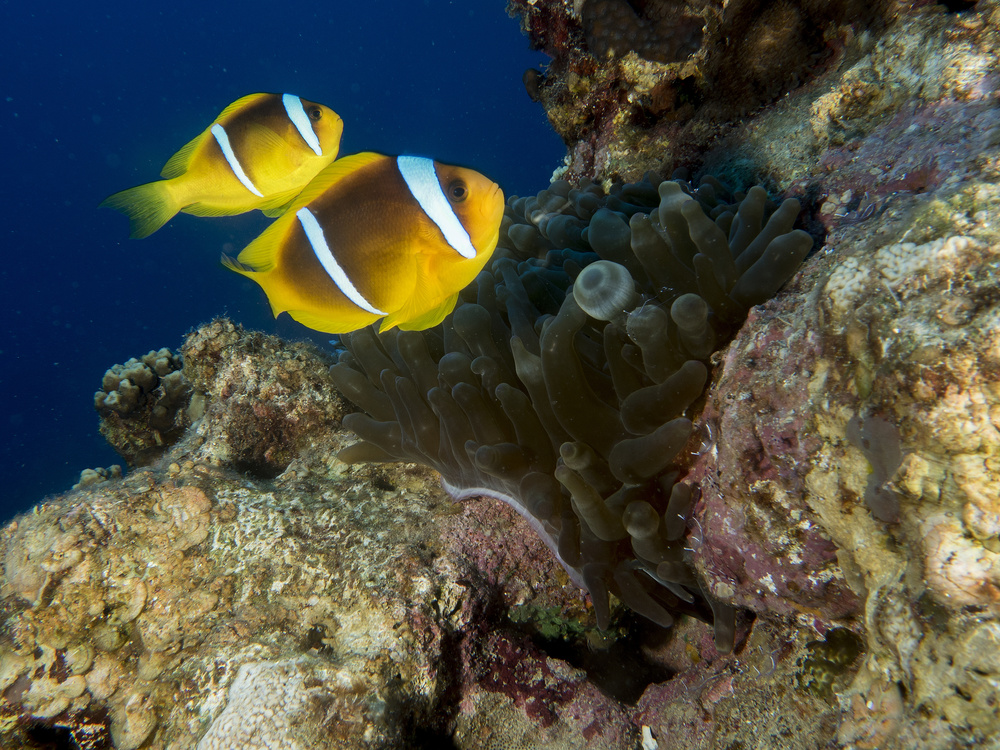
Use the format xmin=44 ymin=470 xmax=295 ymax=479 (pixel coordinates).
xmin=221 ymin=152 xmax=505 ymax=334
xmin=100 ymin=93 xmax=343 ymax=238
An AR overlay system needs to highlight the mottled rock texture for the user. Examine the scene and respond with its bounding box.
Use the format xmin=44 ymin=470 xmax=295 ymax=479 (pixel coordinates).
xmin=509 ymin=0 xmax=996 ymax=188
xmin=0 ymin=322 xmax=639 ymax=749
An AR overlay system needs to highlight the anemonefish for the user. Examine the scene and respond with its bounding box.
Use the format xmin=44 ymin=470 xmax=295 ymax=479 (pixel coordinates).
xmin=100 ymin=93 xmax=343 ymax=238
xmin=221 ymin=152 xmax=504 ymax=334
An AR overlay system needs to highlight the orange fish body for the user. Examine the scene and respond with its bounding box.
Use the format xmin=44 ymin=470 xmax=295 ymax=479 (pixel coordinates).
xmin=101 ymin=93 xmax=343 ymax=237
xmin=222 ymin=153 xmax=504 ymax=334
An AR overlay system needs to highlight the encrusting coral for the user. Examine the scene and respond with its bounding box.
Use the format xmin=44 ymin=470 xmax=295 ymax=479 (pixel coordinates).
xmin=179 ymin=319 xmax=346 ymax=479
xmin=330 ymin=170 xmax=813 ymax=650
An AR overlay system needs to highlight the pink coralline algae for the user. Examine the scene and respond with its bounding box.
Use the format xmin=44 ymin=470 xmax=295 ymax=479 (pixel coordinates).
xmin=687 ymin=305 xmax=862 ymax=623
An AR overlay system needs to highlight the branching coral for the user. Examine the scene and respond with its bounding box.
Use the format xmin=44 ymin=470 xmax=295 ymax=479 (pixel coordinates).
xmin=331 ymin=171 xmax=813 ymax=651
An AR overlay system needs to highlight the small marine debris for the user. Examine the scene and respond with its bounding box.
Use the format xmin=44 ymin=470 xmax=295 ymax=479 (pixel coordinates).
xmin=846 ymin=413 xmax=904 ymax=523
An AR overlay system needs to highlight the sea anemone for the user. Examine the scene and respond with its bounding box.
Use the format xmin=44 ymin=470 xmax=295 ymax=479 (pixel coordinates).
xmin=330 ymin=171 xmax=813 ymax=651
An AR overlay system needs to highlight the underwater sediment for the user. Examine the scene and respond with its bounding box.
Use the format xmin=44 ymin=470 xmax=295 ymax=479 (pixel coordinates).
xmin=1 ymin=2 xmax=1000 ymax=748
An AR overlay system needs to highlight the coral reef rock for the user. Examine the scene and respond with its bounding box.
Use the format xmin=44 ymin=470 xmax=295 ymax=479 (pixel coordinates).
xmin=1 ymin=322 xmax=642 ymax=749
xmin=508 ymin=0 xmax=989 ymax=185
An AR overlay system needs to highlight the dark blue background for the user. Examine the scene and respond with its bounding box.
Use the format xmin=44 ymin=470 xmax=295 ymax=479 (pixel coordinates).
xmin=0 ymin=0 xmax=563 ymax=520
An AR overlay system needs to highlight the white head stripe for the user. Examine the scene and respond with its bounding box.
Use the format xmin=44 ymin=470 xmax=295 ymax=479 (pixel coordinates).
xmin=296 ymin=207 xmax=387 ymax=316
xmin=211 ymin=124 xmax=263 ymax=197
xmin=282 ymin=94 xmax=323 ymax=156
xmin=396 ymin=156 xmax=477 ymax=260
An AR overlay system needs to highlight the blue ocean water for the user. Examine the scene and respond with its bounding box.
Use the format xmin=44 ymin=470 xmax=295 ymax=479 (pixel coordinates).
xmin=0 ymin=0 xmax=564 ymax=521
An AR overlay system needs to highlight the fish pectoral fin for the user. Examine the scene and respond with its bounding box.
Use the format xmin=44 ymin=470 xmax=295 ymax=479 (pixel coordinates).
xmin=242 ymin=123 xmax=302 ymax=177
xmin=258 ymin=189 xmax=303 ymax=218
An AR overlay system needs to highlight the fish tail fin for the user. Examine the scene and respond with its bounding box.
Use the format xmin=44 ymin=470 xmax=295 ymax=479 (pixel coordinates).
xmin=99 ymin=180 xmax=180 ymax=239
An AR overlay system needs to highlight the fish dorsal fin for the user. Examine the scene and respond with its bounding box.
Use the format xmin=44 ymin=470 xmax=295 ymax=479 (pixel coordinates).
xmin=235 ymin=153 xmax=389 ymax=270
xmin=239 ymin=152 xmax=388 ymax=273
xmin=287 ymin=152 xmax=387 ymax=210
xmin=160 ymin=131 xmax=207 ymax=179
xmin=214 ymin=93 xmax=270 ymax=124
xmin=231 ymin=214 xmax=284 ymax=273
xmin=160 ymin=93 xmax=271 ymax=179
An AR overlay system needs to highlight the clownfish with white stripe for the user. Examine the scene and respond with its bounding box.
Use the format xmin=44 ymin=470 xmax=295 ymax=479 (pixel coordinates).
xmin=221 ymin=152 xmax=504 ymax=334
xmin=100 ymin=93 xmax=343 ymax=238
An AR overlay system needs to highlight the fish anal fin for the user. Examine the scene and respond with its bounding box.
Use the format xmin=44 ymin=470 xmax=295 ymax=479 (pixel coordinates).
xmin=220 ymin=252 xmax=255 ymax=275
xmin=258 ymin=189 xmax=303 ymax=218
xmin=287 ymin=307 xmax=381 ymax=335
xmin=182 ymin=201 xmax=241 ymax=218
xmin=261 ymin=201 xmax=293 ymax=218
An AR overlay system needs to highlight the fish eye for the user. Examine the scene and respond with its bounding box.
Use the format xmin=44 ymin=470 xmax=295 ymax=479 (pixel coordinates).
xmin=309 ymin=107 xmax=322 ymax=120
xmin=448 ymin=180 xmax=468 ymax=202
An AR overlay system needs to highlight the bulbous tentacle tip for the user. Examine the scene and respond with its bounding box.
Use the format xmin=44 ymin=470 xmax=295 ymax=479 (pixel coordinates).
xmin=572 ymin=259 xmax=638 ymax=324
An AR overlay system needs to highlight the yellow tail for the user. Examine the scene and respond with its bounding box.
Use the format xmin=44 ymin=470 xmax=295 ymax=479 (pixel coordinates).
xmin=99 ymin=180 xmax=179 ymax=239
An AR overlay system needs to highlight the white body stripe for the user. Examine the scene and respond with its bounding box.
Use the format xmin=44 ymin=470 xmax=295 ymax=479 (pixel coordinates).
xmin=282 ymin=93 xmax=323 ymax=156
xmin=296 ymin=207 xmax=387 ymax=316
xmin=210 ymin=123 xmax=264 ymax=197
xmin=396 ymin=155 xmax=477 ymax=260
